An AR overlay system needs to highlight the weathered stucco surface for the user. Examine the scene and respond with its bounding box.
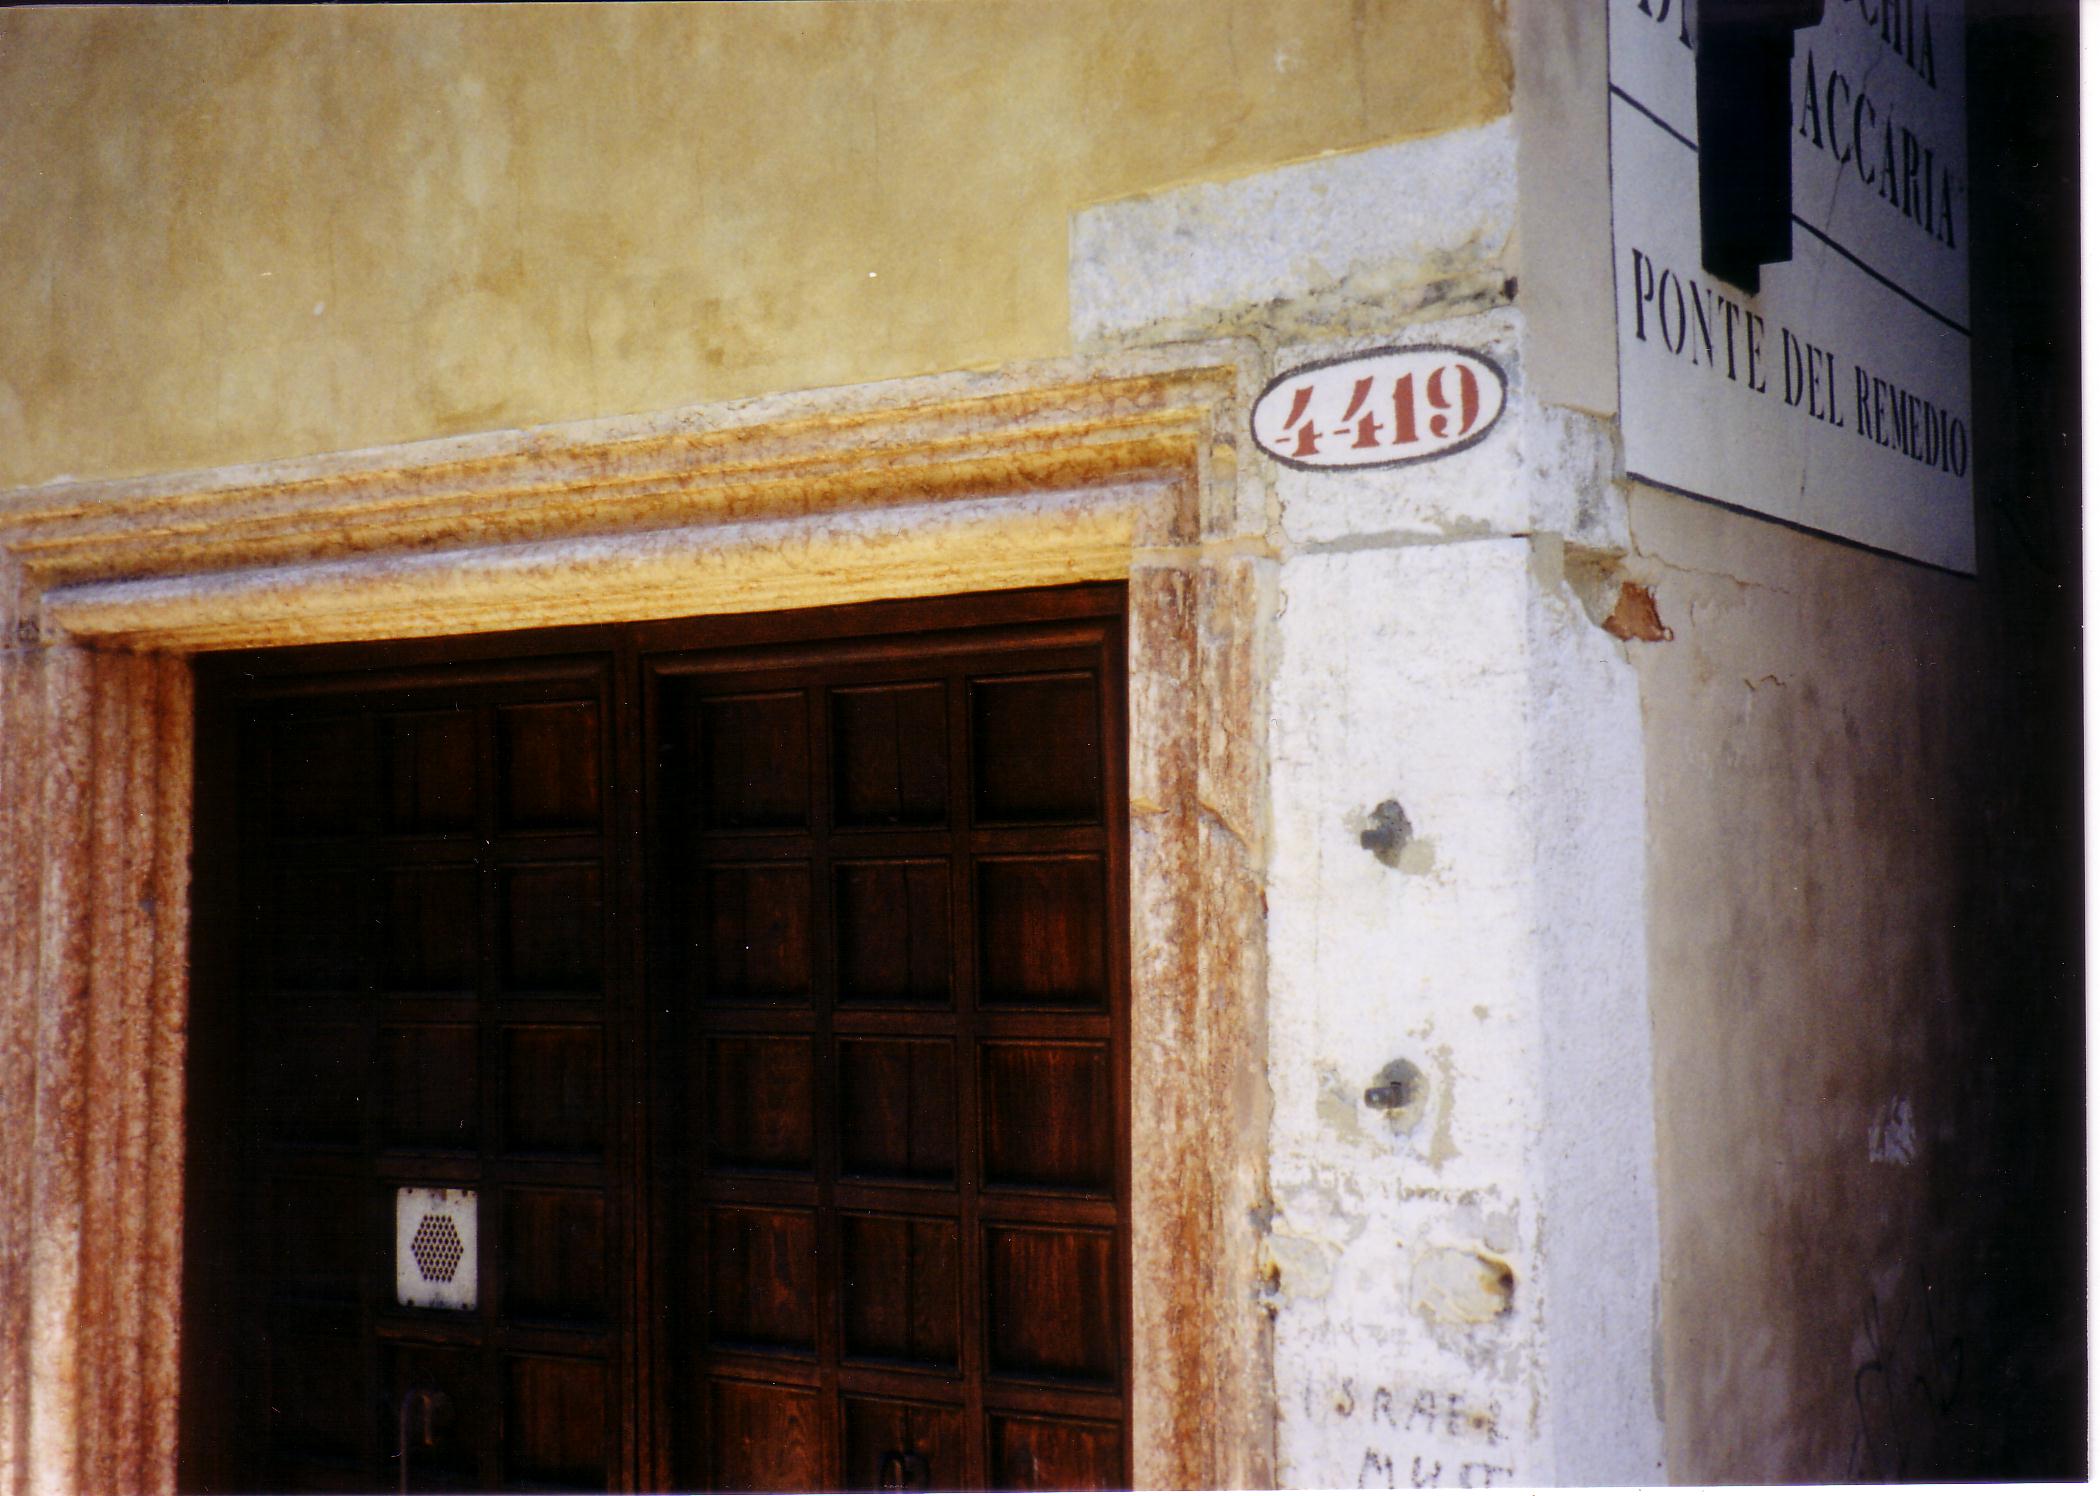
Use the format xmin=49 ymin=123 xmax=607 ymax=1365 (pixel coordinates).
xmin=1075 ymin=126 xmax=1666 ymax=1487
xmin=1625 ymin=487 xmax=2012 ymax=1481
xmin=0 ymin=0 xmax=1508 ymax=492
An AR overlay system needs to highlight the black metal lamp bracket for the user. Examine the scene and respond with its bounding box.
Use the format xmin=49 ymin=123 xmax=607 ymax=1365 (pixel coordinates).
xmin=1696 ymin=0 xmax=1827 ymax=293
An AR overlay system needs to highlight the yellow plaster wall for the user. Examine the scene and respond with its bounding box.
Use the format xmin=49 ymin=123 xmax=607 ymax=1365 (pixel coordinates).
xmin=0 ymin=0 xmax=1509 ymax=491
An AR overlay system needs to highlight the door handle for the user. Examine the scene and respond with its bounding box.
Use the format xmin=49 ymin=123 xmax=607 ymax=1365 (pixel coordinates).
xmin=879 ymin=1449 xmax=929 ymax=1492
xmin=395 ymin=1387 xmax=453 ymax=1496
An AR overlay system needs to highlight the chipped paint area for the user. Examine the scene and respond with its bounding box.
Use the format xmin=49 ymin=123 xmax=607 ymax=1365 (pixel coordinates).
xmin=1413 ymin=1247 xmax=1518 ymax=1324
xmin=1602 ymin=581 xmax=1674 ymax=642
xmin=1867 ymin=1096 xmax=1918 ymax=1167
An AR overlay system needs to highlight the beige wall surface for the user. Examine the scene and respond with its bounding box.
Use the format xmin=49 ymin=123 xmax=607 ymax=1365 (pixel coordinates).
xmin=0 ymin=0 xmax=1508 ymax=492
xmin=1629 ymin=487 xmax=2029 ymax=1481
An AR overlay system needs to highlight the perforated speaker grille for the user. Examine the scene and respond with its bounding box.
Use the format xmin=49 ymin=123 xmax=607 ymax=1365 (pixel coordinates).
xmin=410 ymin=1214 xmax=464 ymax=1282
xmin=395 ymin=1187 xmax=478 ymax=1310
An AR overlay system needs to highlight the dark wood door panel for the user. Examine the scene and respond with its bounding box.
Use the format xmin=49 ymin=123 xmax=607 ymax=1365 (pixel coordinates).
xmin=968 ymin=672 xmax=1105 ymax=825
xmin=834 ymin=859 xmax=954 ymax=1005
xmin=831 ymin=680 xmax=951 ymax=830
xmin=838 ymin=1212 xmax=964 ymax=1368
xmin=699 ymin=1378 xmax=828 ymax=1493
xmin=975 ymin=856 xmax=1112 ymax=1009
xmin=988 ymin=1412 xmax=1125 ymax=1492
xmin=836 ymin=1037 xmax=958 ymax=1184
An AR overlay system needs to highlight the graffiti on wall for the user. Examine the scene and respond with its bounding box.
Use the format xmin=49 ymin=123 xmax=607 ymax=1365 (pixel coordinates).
xmin=1297 ymin=1375 xmax=1517 ymax=1488
xmin=1848 ymin=1270 xmax=1966 ymax=1479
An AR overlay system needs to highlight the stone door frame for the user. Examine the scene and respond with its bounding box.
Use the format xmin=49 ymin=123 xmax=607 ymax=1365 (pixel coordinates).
xmin=0 ymin=346 xmax=1277 ymax=1494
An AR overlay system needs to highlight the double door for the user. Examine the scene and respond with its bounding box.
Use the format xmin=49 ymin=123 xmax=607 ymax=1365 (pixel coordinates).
xmin=181 ymin=587 xmax=1131 ymax=1492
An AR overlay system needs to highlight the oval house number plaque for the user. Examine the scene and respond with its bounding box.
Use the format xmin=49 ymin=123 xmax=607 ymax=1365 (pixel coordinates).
xmin=1251 ymin=345 xmax=1508 ymax=471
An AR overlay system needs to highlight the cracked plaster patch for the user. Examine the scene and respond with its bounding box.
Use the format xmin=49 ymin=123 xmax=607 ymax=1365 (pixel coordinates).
xmin=1262 ymin=1231 xmax=1343 ymax=1301
xmin=1413 ymin=1245 xmax=1517 ymax=1325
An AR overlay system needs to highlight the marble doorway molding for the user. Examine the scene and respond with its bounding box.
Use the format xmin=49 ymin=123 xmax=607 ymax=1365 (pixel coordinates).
xmin=0 ymin=347 xmax=1278 ymax=1495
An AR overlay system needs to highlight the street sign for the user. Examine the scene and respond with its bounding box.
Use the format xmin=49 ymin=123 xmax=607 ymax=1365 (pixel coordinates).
xmin=1608 ymin=0 xmax=1973 ymax=571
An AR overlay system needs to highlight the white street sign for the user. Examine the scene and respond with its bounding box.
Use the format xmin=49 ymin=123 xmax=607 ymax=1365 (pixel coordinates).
xmin=1608 ymin=0 xmax=1974 ymax=571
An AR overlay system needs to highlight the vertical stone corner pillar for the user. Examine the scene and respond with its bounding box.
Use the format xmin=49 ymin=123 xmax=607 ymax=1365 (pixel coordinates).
xmin=1260 ymin=533 xmax=1663 ymax=1486
xmin=0 ymin=642 xmax=194 ymax=1496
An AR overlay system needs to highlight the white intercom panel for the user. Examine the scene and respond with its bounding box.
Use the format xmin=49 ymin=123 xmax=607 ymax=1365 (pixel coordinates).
xmin=395 ymin=1186 xmax=478 ymax=1311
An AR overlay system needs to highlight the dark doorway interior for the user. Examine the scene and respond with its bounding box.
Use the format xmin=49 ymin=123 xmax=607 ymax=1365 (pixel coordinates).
xmin=179 ymin=585 xmax=1131 ymax=1494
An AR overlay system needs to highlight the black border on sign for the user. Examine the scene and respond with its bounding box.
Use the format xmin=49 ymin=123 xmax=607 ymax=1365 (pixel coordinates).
xmin=1250 ymin=343 xmax=1511 ymax=473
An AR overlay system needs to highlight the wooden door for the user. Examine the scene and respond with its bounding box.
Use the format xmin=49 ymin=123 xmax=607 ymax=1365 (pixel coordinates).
xmin=182 ymin=586 xmax=1129 ymax=1494
xmin=186 ymin=649 xmax=636 ymax=1493
xmin=643 ymin=595 xmax=1131 ymax=1492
